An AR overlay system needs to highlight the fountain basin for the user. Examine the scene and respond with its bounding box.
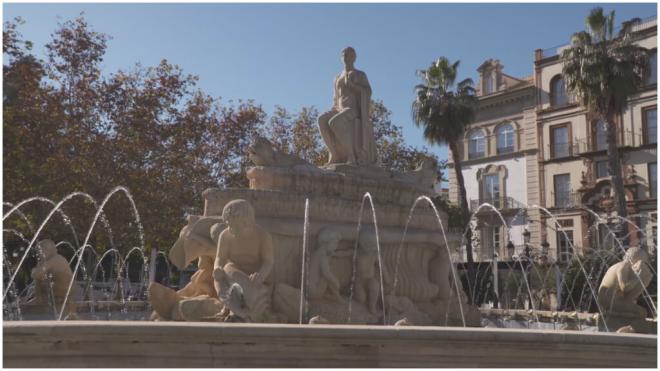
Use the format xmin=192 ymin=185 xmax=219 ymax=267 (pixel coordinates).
xmin=3 ymin=321 xmax=656 ymax=367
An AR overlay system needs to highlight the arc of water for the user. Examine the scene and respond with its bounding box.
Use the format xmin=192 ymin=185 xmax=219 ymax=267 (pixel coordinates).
xmin=581 ymin=207 xmax=656 ymax=276
xmin=533 ymin=206 xmax=612 ymax=331
xmin=298 ymin=198 xmax=310 ymax=325
xmin=392 ymin=196 xmax=466 ymax=327
xmin=57 ymin=186 xmax=145 ymax=320
xmin=542 ymin=205 xmax=657 ymax=318
xmin=82 ymin=248 xmax=121 ymax=304
xmin=115 ymin=246 xmax=147 ymax=306
xmin=511 ymin=256 xmax=541 ymax=324
xmin=2 ymin=247 xmax=23 ymax=320
xmin=3 ymin=196 xmax=88 ymax=249
xmin=364 ymin=193 xmax=387 ymax=326
xmin=3 ymin=229 xmax=31 ymax=246
xmin=347 ymin=193 xmax=386 ymax=325
xmin=2 ymin=192 xmax=95 ymax=300
xmin=56 ymin=241 xmax=78 ymax=259
xmin=530 ymin=222 xmax=602 ymax=315
xmin=464 ymin=202 xmax=515 ymax=308
xmin=2 ymin=189 xmax=128 ymax=303
xmin=3 ymin=202 xmax=35 ymax=234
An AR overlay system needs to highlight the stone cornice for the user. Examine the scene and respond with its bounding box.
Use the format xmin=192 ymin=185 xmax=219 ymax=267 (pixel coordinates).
xmin=476 ymin=85 xmax=535 ymax=111
xmin=447 ymin=148 xmax=537 ymax=167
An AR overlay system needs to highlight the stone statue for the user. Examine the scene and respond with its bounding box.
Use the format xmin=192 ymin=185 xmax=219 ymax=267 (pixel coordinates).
xmin=213 ymin=199 xmax=274 ymax=322
xmin=168 ymin=215 xmax=222 ymax=271
xmin=308 ymin=228 xmax=343 ymax=301
xmin=355 ymin=233 xmax=381 ymax=314
xmin=149 ymin=255 xmax=217 ymax=321
xmin=393 ymin=157 xmax=438 ymax=189
xmin=27 ymin=239 xmax=78 ymax=318
xmin=597 ymin=247 xmax=653 ymax=319
xmin=318 ymin=47 xmax=377 ymax=166
xmin=248 ymin=136 xmax=312 ymax=168
xmin=150 ymin=214 xmax=227 ymax=322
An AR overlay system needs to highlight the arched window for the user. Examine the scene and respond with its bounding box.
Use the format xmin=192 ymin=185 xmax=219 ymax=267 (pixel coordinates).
xmin=496 ymin=123 xmax=515 ymax=154
xmin=550 ymin=75 xmax=568 ymax=107
xmin=646 ymin=50 xmax=657 ymax=86
xmin=477 ymin=164 xmax=507 ymax=209
xmin=593 ymin=120 xmax=607 ymax=151
xmin=468 ymin=130 xmax=486 ymax=159
xmin=484 ymin=73 xmax=496 ymax=94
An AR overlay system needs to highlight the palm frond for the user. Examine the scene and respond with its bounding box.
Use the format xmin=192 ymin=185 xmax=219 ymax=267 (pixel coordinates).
xmin=411 ymin=57 xmax=475 ymax=146
xmin=562 ymin=7 xmax=648 ymax=117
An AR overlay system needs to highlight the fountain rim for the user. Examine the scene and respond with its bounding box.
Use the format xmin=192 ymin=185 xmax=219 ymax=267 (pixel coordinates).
xmin=4 ymin=320 xmax=657 ymax=341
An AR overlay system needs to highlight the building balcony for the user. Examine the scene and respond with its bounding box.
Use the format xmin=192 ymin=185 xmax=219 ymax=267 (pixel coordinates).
xmin=550 ymin=190 xmax=581 ymax=209
xmin=496 ymin=146 xmax=514 ymax=155
xmin=468 ymin=151 xmax=485 ymax=160
xmin=547 ymin=130 xmax=646 ymax=160
xmin=469 ymin=196 xmax=526 ymax=212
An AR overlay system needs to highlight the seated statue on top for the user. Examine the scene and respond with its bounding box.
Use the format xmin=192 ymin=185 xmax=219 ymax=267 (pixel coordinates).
xmin=318 ymin=47 xmax=378 ymax=166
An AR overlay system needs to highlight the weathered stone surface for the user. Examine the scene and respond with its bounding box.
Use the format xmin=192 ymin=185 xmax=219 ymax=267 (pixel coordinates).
xmin=245 ymin=166 xmax=434 ymax=209
xmin=24 ymin=239 xmax=79 ymax=319
xmin=203 ymin=187 xmax=444 ymax=230
xmin=597 ymin=246 xmax=654 ymax=333
xmin=149 ymin=46 xmax=470 ymax=327
xmin=247 ymin=136 xmax=316 ymax=168
xmin=318 ymin=47 xmax=377 ymax=166
xmin=3 ymin=321 xmax=657 ymax=368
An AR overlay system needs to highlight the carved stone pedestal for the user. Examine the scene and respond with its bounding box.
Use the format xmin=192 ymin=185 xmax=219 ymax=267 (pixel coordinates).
xmin=162 ymin=164 xmax=480 ymax=326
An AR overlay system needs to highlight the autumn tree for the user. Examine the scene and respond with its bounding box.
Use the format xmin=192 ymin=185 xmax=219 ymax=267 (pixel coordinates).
xmin=3 ymin=15 xmax=441 ymax=271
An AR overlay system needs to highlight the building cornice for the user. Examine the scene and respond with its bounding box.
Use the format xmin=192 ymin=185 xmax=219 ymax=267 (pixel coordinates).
xmin=447 ymin=148 xmax=537 ymax=167
xmin=476 ymin=85 xmax=535 ymax=110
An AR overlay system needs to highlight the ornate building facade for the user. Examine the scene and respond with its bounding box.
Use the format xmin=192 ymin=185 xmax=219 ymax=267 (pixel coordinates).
xmin=448 ymin=15 xmax=657 ymax=263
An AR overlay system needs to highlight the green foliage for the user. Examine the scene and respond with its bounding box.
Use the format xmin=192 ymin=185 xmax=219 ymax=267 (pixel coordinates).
xmin=561 ymin=7 xmax=650 ymax=220
xmin=432 ymin=195 xmax=469 ymax=229
xmin=412 ymin=56 xmax=476 ymax=269
xmin=562 ymin=8 xmax=649 ymax=116
xmin=560 ymin=252 xmax=619 ymax=312
xmin=411 ymin=57 xmax=477 ymax=147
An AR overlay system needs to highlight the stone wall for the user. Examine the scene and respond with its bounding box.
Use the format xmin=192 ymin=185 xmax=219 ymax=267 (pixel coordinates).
xmin=3 ymin=321 xmax=656 ymax=367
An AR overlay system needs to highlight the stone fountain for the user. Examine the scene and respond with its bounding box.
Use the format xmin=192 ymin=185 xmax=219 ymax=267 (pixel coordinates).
xmin=148 ymin=46 xmax=480 ymax=326
xmin=3 ymin=47 xmax=656 ymax=367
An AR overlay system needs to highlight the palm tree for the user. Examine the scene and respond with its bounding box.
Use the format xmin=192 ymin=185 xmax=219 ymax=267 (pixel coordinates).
xmin=561 ymin=8 xmax=649 ymax=239
xmin=412 ymin=57 xmax=478 ymax=300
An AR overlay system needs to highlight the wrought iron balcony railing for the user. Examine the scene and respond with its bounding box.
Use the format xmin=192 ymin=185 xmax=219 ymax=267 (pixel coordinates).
xmin=496 ymin=146 xmax=514 ymax=155
xmin=547 ymin=130 xmax=646 ymax=159
xmin=469 ymin=196 xmax=526 ymax=211
xmin=550 ymin=190 xmax=581 ymax=208
xmin=468 ymin=151 xmax=485 ymax=160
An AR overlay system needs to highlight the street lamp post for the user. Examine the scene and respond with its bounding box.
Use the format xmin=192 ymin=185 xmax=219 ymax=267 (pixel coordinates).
xmin=507 ymin=240 xmax=515 ymax=261
xmin=492 ymin=251 xmax=499 ymax=309
xmin=523 ymin=228 xmax=532 ymax=309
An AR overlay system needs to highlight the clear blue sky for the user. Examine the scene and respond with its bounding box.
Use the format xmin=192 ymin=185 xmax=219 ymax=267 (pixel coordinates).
xmin=4 ymin=3 xmax=657 ymax=164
